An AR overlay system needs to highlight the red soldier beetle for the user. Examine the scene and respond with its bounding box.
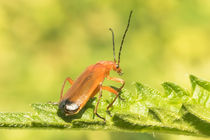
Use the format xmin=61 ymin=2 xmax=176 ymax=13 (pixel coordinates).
xmin=59 ymin=11 xmax=133 ymax=121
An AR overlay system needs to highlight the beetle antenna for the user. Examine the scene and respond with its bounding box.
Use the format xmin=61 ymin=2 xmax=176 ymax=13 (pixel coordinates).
xmin=109 ymin=28 xmax=116 ymax=63
xmin=118 ymin=10 xmax=133 ymax=65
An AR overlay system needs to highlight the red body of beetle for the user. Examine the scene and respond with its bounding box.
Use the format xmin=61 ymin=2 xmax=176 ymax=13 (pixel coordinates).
xmin=59 ymin=11 xmax=133 ymax=121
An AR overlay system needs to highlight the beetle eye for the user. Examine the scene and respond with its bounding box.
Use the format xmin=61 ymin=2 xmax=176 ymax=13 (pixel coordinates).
xmin=116 ymin=64 xmax=119 ymax=69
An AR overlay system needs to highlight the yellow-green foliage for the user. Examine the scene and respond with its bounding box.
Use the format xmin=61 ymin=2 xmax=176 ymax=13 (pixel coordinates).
xmin=0 ymin=75 xmax=209 ymax=137
xmin=1 ymin=0 xmax=210 ymax=140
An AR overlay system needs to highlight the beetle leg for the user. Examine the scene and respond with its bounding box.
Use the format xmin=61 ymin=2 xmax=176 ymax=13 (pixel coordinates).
xmin=102 ymin=86 xmax=118 ymax=95
xmin=60 ymin=77 xmax=74 ymax=102
xmin=106 ymin=76 xmax=125 ymax=111
xmin=107 ymin=76 xmax=125 ymax=91
xmin=100 ymin=86 xmax=118 ymax=116
xmin=91 ymin=86 xmax=118 ymax=98
xmin=94 ymin=83 xmax=105 ymax=121
xmin=102 ymin=86 xmax=125 ymax=101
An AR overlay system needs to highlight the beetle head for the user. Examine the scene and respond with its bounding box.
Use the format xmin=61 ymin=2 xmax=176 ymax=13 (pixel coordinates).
xmin=113 ymin=63 xmax=123 ymax=76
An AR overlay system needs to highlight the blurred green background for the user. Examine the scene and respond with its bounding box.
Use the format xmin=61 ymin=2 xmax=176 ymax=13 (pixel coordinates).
xmin=0 ymin=0 xmax=210 ymax=140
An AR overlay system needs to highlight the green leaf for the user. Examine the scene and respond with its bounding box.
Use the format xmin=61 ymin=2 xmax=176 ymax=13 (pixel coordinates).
xmin=0 ymin=112 xmax=32 ymax=127
xmin=0 ymin=75 xmax=210 ymax=137
xmin=185 ymin=75 xmax=210 ymax=132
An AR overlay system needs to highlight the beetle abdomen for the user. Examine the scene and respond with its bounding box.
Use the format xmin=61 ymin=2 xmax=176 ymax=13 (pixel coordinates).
xmin=59 ymin=99 xmax=79 ymax=115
